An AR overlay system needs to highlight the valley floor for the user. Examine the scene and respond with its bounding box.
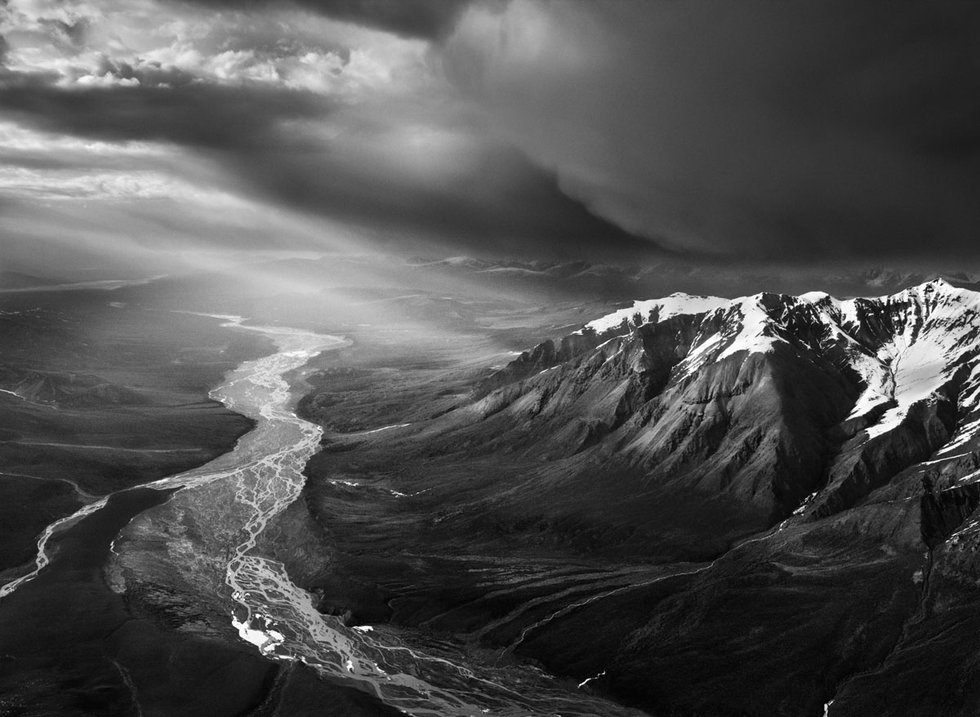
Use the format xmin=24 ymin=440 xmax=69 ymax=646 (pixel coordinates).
xmin=5 ymin=277 xmax=980 ymax=716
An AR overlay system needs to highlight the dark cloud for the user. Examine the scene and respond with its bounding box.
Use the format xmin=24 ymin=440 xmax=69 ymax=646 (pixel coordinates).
xmin=12 ymin=0 xmax=980 ymax=268
xmin=443 ymin=0 xmax=980 ymax=262
xmin=0 ymin=71 xmax=646 ymax=259
xmin=174 ymin=0 xmax=477 ymax=39
xmin=295 ymin=0 xmax=472 ymax=39
xmin=226 ymin=141 xmax=647 ymax=258
xmin=0 ymin=72 xmax=330 ymax=149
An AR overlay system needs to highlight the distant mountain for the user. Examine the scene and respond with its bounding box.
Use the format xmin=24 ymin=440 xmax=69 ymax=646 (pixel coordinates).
xmin=0 ymin=271 xmax=65 ymax=290
xmin=0 ymin=270 xmax=167 ymax=294
xmin=0 ymin=365 xmax=148 ymax=407
xmin=404 ymin=254 xmax=980 ymax=301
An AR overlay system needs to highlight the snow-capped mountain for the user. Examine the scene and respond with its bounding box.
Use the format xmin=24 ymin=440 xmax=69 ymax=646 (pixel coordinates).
xmin=480 ymin=279 xmax=980 ymax=535
xmin=578 ymin=279 xmax=980 ymax=449
xmin=386 ymin=279 xmax=980 ymax=715
xmin=243 ymin=278 xmax=980 ymax=717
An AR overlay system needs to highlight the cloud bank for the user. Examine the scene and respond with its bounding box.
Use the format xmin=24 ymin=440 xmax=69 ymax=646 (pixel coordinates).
xmin=443 ymin=0 xmax=980 ymax=261
xmin=2 ymin=0 xmax=980 ymax=278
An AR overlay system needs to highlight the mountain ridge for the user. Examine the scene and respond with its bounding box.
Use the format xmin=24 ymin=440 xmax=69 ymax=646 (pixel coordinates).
xmin=478 ymin=279 xmax=980 ymax=533
xmin=276 ymin=277 xmax=980 ymax=715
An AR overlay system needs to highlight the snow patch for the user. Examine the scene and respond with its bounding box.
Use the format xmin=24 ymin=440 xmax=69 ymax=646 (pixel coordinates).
xmin=861 ymin=283 xmax=980 ymax=439
xmin=792 ymin=491 xmax=819 ymax=516
xmin=579 ymin=294 xmax=727 ymax=335
xmin=715 ymin=296 xmax=783 ymax=361
xmin=799 ymin=290 xmax=831 ymax=304
xmin=361 ymin=423 xmax=411 ymax=435
xmin=577 ymin=669 xmax=607 ymax=689
xmin=232 ymin=612 xmax=285 ymax=655
xmin=330 ymin=479 xmax=361 ymax=488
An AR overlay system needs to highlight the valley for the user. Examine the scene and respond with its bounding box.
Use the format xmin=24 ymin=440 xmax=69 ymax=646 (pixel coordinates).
xmin=0 ymin=291 xmax=265 ymax=582
xmin=282 ymin=278 xmax=980 ymax=716
xmin=4 ymin=272 xmax=980 ymax=716
xmin=3 ymin=1 xmax=978 ymax=713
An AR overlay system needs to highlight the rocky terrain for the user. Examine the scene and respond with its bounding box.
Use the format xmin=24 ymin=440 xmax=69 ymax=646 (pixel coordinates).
xmin=8 ymin=276 xmax=980 ymax=715
xmin=288 ymin=278 xmax=980 ymax=715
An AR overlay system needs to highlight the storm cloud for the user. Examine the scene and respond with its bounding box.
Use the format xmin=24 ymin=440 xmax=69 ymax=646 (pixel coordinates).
xmin=443 ymin=0 xmax=980 ymax=261
xmin=0 ymin=73 xmax=641 ymax=257
xmin=0 ymin=0 xmax=644 ymax=262
xmin=173 ymin=0 xmax=476 ymax=40
xmin=0 ymin=73 xmax=330 ymax=149
xmin=2 ymin=0 xmax=980 ymax=274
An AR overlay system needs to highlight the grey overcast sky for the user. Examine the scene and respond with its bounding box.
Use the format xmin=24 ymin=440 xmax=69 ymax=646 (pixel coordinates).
xmin=2 ymin=0 xmax=980 ymax=276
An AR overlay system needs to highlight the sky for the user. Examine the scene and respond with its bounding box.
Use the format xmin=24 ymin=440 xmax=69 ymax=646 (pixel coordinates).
xmin=2 ymin=0 xmax=980 ymax=280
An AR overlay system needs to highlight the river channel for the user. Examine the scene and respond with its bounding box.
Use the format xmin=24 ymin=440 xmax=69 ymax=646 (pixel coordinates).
xmin=2 ymin=316 xmax=642 ymax=717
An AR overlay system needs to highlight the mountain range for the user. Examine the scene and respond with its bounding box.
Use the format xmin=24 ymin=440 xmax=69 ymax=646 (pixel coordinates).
xmin=486 ymin=278 xmax=980 ymax=526
xmin=88 ymin=278 xmax=980 ymax=716
xmin=438 ymin=277 xmax=980 ymax=714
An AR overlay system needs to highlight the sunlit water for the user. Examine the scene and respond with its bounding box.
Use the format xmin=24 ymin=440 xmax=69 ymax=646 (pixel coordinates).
xmin=3 ymin=317 xmax=643 ymax=716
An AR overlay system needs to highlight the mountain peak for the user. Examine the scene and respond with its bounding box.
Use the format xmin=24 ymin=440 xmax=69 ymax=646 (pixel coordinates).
xmin=492 ymin=278 xmax=980 ymax=523
xmin=576 ymin=293 xmax=728 ymax=335
xmin=907 ymin=276 xmax=957 ymax=296
xmin=883 ymin=279 xmax=980 ymax=317
xmin=518 ymin=281 xmax=980 ymax=459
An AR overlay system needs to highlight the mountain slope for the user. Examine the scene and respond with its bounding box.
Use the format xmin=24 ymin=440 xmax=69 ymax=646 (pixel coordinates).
xmin=477 ymin=279 xmax=980 ymax=529
xmin=451 ymin=278 xmax=980 ymax=714
xmin=288 ymin=279 xmax=980 ymax=716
